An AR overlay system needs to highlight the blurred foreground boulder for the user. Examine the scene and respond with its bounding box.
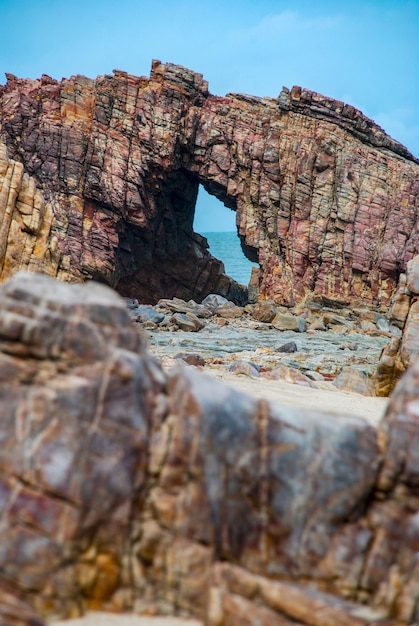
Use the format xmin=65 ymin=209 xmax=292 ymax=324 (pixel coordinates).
xmin=1 ymin=273 xmax=419 ymax=624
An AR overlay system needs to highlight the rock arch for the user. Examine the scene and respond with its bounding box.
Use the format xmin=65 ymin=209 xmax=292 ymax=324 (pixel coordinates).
xmin=0 ymin=61 xmax=418 ymax=307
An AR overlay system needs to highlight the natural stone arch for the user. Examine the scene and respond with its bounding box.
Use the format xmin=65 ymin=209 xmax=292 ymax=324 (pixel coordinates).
xmin=0 ymin=60 xmax=418 ymax=308
xmin=112 ymin=167 xmax=250 ymax=303
xmin=0 ymin=70 xmax=248 ymax=304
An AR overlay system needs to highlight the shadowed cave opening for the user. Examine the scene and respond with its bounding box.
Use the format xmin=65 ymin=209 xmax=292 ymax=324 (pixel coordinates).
xmin=115 ymin=174 xmax=258 ymax=304
xmin=194 ymin=186 xmax=258 ymax=286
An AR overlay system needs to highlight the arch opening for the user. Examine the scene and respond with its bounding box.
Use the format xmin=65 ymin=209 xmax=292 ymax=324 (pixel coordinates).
xmin=194 ymin=185 xmax=258 ymax=286
xmin=114 ymin=172 xmax=250 ymax=305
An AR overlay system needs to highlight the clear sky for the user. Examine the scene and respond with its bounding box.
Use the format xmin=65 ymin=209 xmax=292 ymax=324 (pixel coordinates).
xmin=1 ymin=0 xmax=418 ymax=231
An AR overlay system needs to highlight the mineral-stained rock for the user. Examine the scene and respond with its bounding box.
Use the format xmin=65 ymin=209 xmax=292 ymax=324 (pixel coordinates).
xmin=0 ymin=272 xmax=155 ymax=623
xmin=276 ymin=340 xmax=298 ymax=353
xmin=333 ymin=367 xmax=375 ymax=396
xmin=229 ymin=360 xmax=260 ymax=377
xmin=251 ymin=301 xmax=277 ymax=323
xmin=174 ymin=352 xmax=206 ymax=367
xmin=374 ymin=255 xmax=419 ymax=395
xmin=0 ymin=61 xmax=418 ymax=309
xmin=247 ymin=267 xmax=260 ymax=304
xmin=262 ymin=364 xmax=315 ymax=387
xmin=130 ymin=304 xmax=165 ymax=324
xmin=2 ymin=272 xmax=419 ymax=625
xmin=201 ymin=293 xmax=230 ymax=311
xmin=214 ymin=301 xmax=243 ymax=318
xmin=272 ymin=312 xmax=307 ymax=332
xmin=376 ymin=316 xmax=390 ymax=333
xmin=171 ymin=311 xmax=204 ymax=331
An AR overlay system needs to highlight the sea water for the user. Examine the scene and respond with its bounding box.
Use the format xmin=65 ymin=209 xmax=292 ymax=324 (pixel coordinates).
xmin=202 ymin=231 xmax=258 ymax=286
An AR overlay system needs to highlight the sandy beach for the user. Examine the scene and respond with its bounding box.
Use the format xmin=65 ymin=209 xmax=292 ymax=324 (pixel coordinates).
xmin=204 ymin=366 xmax=388 ymax=425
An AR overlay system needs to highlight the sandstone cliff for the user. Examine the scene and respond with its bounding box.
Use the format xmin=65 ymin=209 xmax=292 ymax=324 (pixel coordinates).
xmin=0 ymin=61 xmax=418 ymax=307
xmin=1 ymin=273 xmax=419 ymax=625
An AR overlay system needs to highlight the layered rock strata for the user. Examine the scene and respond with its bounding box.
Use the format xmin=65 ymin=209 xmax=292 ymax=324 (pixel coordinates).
xmin=2 ymin=273 xmax=419 ymax=624
xmin=374 ymin=254 xmax=419 ymax=395
xmin=0 ymin=61 xmax=418 ymax=307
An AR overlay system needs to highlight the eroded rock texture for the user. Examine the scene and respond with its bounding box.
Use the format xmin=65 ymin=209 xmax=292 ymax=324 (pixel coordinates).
xmin=374 ymin=254 xmax=419 ymax=395
xmin=0 ymin=61 xmax=418 ymax=307
xmin=1 ymin=273 xmax=419 ymax=625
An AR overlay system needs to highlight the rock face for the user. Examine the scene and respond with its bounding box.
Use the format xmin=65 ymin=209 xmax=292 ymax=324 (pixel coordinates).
xmin=374 ymin=253 xmax=419 ymax=395
xmin=2 ymin=273 xmax=419 ymax=625
xmin=0 ymin=61 xmax=418 ymax=307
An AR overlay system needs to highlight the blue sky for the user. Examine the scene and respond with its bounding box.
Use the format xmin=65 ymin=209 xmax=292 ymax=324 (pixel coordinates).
xmin=1 ymin=0 xmax=418 ymax=231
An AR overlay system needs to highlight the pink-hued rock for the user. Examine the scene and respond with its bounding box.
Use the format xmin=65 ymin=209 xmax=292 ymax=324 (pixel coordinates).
xmin=333 ymin=367 xmax=375 ymax=396
xmin=2 ymin=273 xmax=419 ymax=624
xmin=406 ymin=255 xmax=419 ymax=294
xmin=262 ymin=363 xmax=315 ymax=386
xmin=251 ymin=301 xmax=277 ymax=323
xmin=374 ymin=254 xmax=419 ymax=395
xmin=0 ymin=61 xmax=418 ymax=308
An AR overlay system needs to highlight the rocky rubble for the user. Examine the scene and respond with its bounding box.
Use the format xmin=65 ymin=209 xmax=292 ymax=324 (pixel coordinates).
xmin=0 ymin=61 xmax=418 ymax=308
xmin=128 ymin=292 xmax=392 ymax=394
xmin=2 ymin=273 xmax=419 ymax=625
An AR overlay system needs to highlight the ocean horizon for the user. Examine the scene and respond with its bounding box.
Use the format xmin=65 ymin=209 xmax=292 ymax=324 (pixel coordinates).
xmin=202 ymin=231 xmax=258 ymax=287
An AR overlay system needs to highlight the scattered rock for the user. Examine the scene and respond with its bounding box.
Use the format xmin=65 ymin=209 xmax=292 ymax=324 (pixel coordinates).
xmin=406 ymin=255 xmax=419 ymax=294
xmin=276 ymin=341 xmax=298 ymax=353
xmin=229 ymin=360 xmax=260 ymax=377
xmin=251 ymin=301 xmax=277 ymax=323
xmin=262 ymin=364 xmax=316 ymax=387
xmin=174 ymin=352 xmax=206 ymax=367
xmin=333 ymin=367 xmax=375 ymax=396
xmin=187 ymin=300 xmax=214 ymax=318
xmin=305 ymin=370 xmax=325 ymax=382
xmin=201 ymin=294 xmax=229 ymax=311
xmin=272 ymin=313 xmax=307 ymax=332
xmin=125 ymin=298 xmax=139 ymax=309
xmin=215 ymin=301 xmax=243 ymax=318
xmin=213 ymin=317 xmax=229 ymax=327
xmin=308 ymin=319 xmax=327 ymax=331
xmin=131 ymin=305 xmax=165 ymax=325
xmin=171 ymin=312 xmax=204 ymax=332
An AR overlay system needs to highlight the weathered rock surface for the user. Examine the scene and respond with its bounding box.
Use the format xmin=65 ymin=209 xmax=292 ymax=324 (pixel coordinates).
xmin=374 ymin=254 xmax=419 ymax=395
xmin=145 ymin=296 xmax=390 ymax=386
xmin=0 ymin=61 xmax=418 ymax=308
xmin=1 ymin=273 xmax=419 ymax=625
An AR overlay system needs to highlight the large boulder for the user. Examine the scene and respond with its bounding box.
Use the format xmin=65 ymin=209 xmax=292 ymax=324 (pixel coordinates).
xmin=0 ymin=273 xmax=419 ymax=624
